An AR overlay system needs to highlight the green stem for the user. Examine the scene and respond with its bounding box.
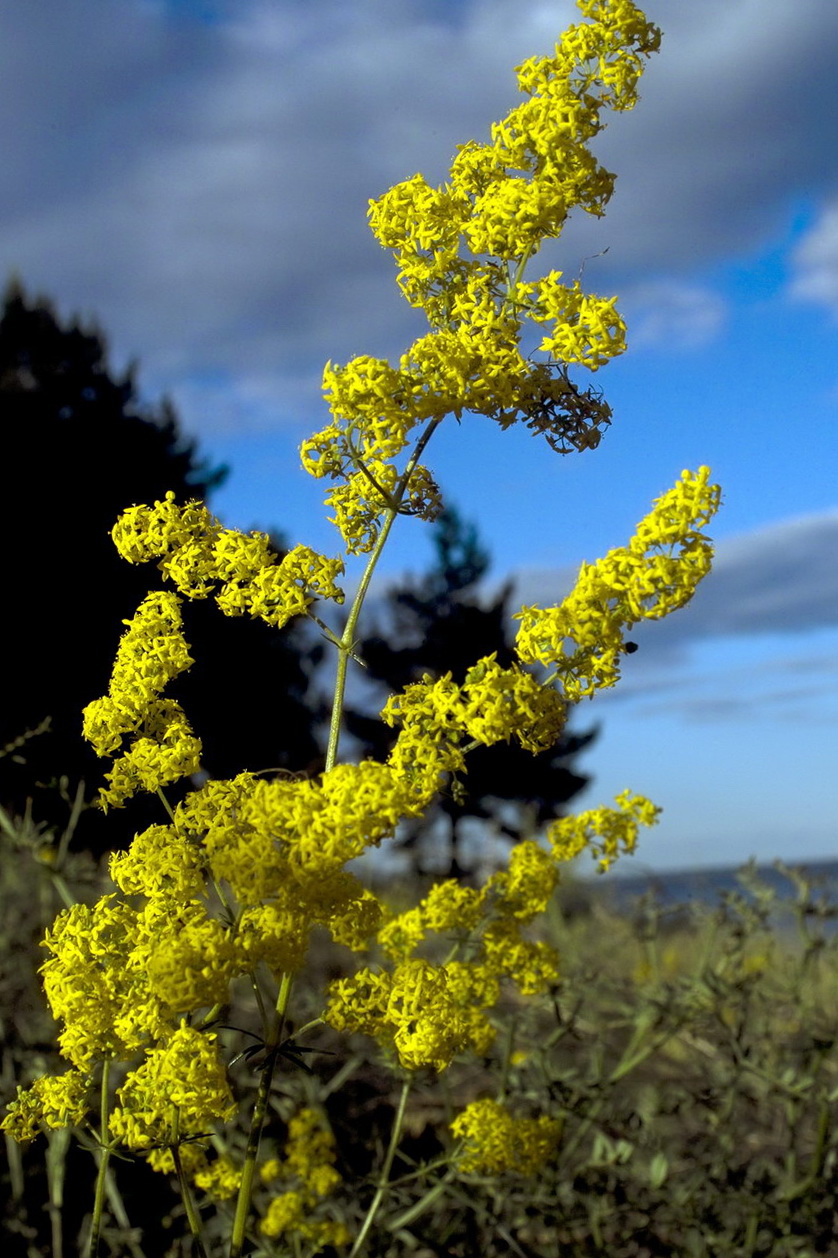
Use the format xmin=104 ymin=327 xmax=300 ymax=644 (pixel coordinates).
xmin=46 ymin=1128 xmax=70 ymax=1258
xmin=348 ymin=1074 xmax=411 ymax=1258
xmin=229 ymin=973 xmax=293 ymax=1258
xmin=88 ymin=1061 xmax=112 ymax=1258
xmin=605 ymin=1010 xmax=659 ymax=1085
xmin=325 ymin=415 xmax=443 ymax=772
xmin=49 ymin=871 xmax=77 ymax=912
xmin=173 ymin=1144 xmax=209 ymax=1258
xmin=156 ymin=785 xmax=176 ymax=823
xmin=291 ymin=1015 xmax=325 ymax=1040
xmin=497 ymin=1019 xmax=515 ymax=1103
xmin=323 ymin=253 xmax=531 ymax=774
xmin=501 ymin=246 xmax=534 ymax=318
xmin=385 ymin=1166 xmax=457 ymax=1232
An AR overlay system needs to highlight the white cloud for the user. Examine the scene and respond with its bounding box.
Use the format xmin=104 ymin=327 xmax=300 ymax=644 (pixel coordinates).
xmin=671 ymin=510 xmax=838 ymax=639
xmin=788 ymin=198 xmax=838 ymax=313
xmin=622 ymin=280 xmax=727 ymax=350
xmin=2 ymin=0 xmax=838 ymax=437
xmin=509 ymin=509 xmax=838 ymax=646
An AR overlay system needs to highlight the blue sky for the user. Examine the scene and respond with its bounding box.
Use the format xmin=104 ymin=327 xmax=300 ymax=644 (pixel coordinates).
xmin=3 ymin=0 xmax=837 ymax=873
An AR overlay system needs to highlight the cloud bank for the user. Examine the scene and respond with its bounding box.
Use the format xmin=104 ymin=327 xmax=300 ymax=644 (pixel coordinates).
xmin=512 ymin=508 xmax=838 ymax=647
xmin=506 ymin=510 xmax=838 ymax=721
xmin=3 ymin=0 xmax=838 ymax=435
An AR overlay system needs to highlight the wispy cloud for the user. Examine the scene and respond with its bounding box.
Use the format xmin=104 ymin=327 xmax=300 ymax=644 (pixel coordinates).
xmin=665 ymin=511 xmax=838 ymax=640
xmin=631 ymin=641 xmax=838 ymax=723
xmin=621 ymin=280 xmax=727 ymax=350
xmin=511 ymin=510 xmax=838 ymax=645
xmin=788 ymin=197 xmax=838 ymax=314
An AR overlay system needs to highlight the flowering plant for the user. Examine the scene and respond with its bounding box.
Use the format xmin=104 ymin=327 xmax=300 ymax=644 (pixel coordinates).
xmin=3 ymin=2 xmax=721 ymax=1254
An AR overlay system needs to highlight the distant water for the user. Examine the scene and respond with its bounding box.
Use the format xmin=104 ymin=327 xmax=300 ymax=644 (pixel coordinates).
xmin=577 ymin=857 xmax=838 ymax=934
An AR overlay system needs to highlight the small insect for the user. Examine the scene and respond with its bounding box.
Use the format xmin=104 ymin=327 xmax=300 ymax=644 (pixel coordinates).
xmin=624 ymin=641 xmax=639 ymax=654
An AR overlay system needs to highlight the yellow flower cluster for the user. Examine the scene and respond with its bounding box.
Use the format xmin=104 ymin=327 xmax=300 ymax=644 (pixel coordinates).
xmin=38 ymin=888 xmax=244 ymax=1073
xmin=193 ymin=1154 xmax=242 ymax=1201
xmin=325 ymin=844 xmax=580 ymax=1071
xmin=548 ymin=789 xmax=661 ymax=872
xmin=516 ymin=466 xmax=721 ymax=699
xmin=381 ymin=653 xmax=569 ymax=804
xmin=260 ymin=1107 xmax=350 ymax=1248
xmin=325 ymin=958 xmax=496 ymax=1072
xmin=3 ymin=445 xmax=713 ymax=1153
xmin=113 ymin=491 xmax=345 ymax=625
xmin=83 ymin=494 xmax=345 ymax=807
xmin=451 ymin=1097 xmax=562 ymax=1175
xmin=41 ymin=895 xmax=168 ymax=1069
xmin=109 ymin=822 xmax=207 ymax=900
xmin=301 ymin=0 xmax=661 ymax=554
xmin=82 ymin=592 xmax=201 ymax=808
xmin=531 ymin=274 xmax=625 ymax=368
xmin=107 ymin=1025 xmax=235 ymax=1150
xmin=33 ymin=471 xmax=706 ymax=1093
xmin=322 ymin=459 xmax=444 ymax=554
xmin=2 ymin=1069 xmax=90 ymax=1144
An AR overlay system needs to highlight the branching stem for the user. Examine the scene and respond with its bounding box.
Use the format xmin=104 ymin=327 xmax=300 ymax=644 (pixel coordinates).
xmin=87 ymin=1061 xmax=112 ymax=1258
xmin=348 ymin=1074 xmax=411 ymax=1258
xmin=229 ymin=972 xmax=293 ymax=1258
xmin=325 ymin=415 xmax=443 ymax=771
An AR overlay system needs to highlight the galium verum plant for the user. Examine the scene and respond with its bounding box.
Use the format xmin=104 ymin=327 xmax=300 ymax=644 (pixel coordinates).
xmin=3 ymin=1 xmax=722 ymax=1252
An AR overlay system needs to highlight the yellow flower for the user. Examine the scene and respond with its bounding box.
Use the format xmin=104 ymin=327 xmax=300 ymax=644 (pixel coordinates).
xmin=1 ymin=1070 xmax=91 ymax=1144
xmin=304 ymin=0 xmax=663 ymax=540
xmin=193 ymin=1154 xmax=241 ymax=1200
xmin=112 ymin=493 xmax=345 ymax=626
xmin=451 ymin=1097 xmax=561 ymax=1175
xmin=108 ymin=1026 xmax=235 ymax=1151
xmin=482 ymin=840 xmax=560 ymax=922
xmin=325 ymin=960 xmax=484 ymax=1072
xmin=109 ymin=823 xmax=208 ymax=900
xmin=41 ymin=896 xmax=164 ymax=1069
xmin=515 ymin=467 xmax=721 ymax=698
xmin=259 ymin=1108 xmax=349 ymax=1246
xmin=548 ymin=790 xmax=660 ymax=872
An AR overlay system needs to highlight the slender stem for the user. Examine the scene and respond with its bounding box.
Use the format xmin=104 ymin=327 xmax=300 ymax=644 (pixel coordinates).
xmin=229 ymin=973 xmax=294 ymax=1258
xmin=173 ymin=1144 xmax=210 ymax=1258
xmin=88 ymin=1061 xmax=112 ymax=1258
xmin=497 ymin=1019 xmax=515 ymax=1103
xmin=156 ymin=786 xmax=176 ymax=823
xmin=501 ymin=246 xmax=534 ymax=318
xmin=350 ymin=453 xmax=400 ymax=507
xmin=291 ymin=1015 xmax=325 ymax=1040
xmin=386 ymin=1167 xmax=457 ymax=1232
xmin=325 ymin=415 xmax=443 ymax=772
xmin=46 ymin=1128 xmax=69 ymax=1258
xmin=323 ymin=253 xmax=529 ymax=774
xmin=348 ymin=1074 xmax=411 ymax=1258
xmin=50 ymin=873 xmax=77 ymax=911
xmin=250 ymin=972 xmax=270 ymax=1038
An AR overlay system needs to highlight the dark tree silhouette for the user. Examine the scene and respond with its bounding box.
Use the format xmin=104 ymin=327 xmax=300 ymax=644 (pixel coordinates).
xmin=0 ymin=279 xmax=325 ymax=852
xmin=344 ymin=507 xmax=597 ymax=880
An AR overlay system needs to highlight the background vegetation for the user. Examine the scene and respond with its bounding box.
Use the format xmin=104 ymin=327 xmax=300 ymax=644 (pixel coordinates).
xmin=4 ymin=787 xmax=838 ymax=1257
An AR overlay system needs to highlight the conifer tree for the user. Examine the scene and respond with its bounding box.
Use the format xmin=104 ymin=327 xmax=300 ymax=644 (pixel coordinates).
xmin=345 ymin=507 xmax=596 ymax=879
xmin=0 ymin=280 xmax=324 ymax=851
